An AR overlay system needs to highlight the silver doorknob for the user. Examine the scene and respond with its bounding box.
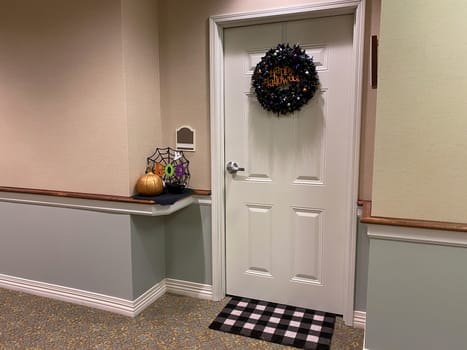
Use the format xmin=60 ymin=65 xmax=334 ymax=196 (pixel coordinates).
xmin=226 ymin=161 xmax=245 ymax=174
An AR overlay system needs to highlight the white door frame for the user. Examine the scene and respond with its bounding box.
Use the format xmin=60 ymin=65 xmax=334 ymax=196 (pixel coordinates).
xmin=209 ymin=0 xmax=365 ymax=326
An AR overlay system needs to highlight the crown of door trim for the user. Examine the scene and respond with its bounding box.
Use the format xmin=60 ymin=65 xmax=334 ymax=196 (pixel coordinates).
xmin=209 ymin=0 xmax=365 ymax=326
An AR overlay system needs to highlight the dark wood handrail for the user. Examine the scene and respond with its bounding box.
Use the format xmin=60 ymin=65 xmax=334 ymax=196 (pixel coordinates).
xmin=359 ymin=200 xmax=467 ymax=233
xmin=0 ymin=186 xmax=211 ymax=205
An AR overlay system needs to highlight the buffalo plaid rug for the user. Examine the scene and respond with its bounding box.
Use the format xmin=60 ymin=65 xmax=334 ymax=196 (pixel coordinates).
xmin=209 ymin=296 xmax=336 ymax=349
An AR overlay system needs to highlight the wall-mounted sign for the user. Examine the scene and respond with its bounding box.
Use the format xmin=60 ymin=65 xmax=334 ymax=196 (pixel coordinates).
xmin=176 ymin=126 xmax=195 ymax=152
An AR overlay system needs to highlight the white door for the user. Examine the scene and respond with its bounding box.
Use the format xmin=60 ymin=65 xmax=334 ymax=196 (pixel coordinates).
xmin=224 ymin=15 xmax=355 ymax=315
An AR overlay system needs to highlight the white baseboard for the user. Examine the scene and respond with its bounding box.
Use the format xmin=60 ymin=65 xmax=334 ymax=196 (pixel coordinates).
xmin=353 ymin=310 xmax=366 ymax=329
xmin=166 ymin=278 xmax=213 ymax=300
xmin=132 ymin=279 xmax=166 ymax=316
xmin=0 ymin=274 xmax=213 ymax=316
xmin=0 ymin=273 xmax=165 ymax=317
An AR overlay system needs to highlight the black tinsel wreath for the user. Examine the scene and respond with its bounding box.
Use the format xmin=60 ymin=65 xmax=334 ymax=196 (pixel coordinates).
xmin=251 ymin=43 xmax=319 ymax=115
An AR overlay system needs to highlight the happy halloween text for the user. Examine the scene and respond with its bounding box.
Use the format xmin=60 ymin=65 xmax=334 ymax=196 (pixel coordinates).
xmin=264 ymin=66 xmax=300 ymax=88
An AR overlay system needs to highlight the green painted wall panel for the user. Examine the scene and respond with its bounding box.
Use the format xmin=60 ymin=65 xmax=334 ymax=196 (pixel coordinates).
xmin=165 ymin=203 xmax=212 ymax=285
xmin=355 ymin=219 xmax=369 ymax=311
xmin=366 ymin=238 xmax=467 ymax=350
xmin=0 ymin=202 xmax=134 ymax=299
xmin=130 ymin=216 xmax=166 ymax=299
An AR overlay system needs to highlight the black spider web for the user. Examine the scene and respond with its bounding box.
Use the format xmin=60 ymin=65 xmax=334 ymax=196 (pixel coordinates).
xmin=147 ymin=147 xmax=190 ymax=186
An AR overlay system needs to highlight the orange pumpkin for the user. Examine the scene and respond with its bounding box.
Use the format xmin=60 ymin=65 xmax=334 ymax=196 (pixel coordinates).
xmin=135 ymin=167 xmax=164 ymax=196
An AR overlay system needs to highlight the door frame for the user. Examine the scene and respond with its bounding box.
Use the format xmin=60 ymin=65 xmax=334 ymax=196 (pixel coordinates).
xmin=209 ymin=0 xmax=366 ymax=326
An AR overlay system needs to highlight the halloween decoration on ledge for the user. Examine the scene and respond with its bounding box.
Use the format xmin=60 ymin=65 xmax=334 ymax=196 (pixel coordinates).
xmin=146 ymin=147 xmax=190 ymax=194
xmin=251 ymin=43 xmax=319 ymax=115
xmin=135 ymin=166 xmax=164 ymax=196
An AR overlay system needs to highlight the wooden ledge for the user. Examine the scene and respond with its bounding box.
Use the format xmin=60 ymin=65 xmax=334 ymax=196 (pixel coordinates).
xmin=0 ymin=186 xmax=211 ymax=205
xmin=0 ymin=186 xmax=212 ymax=216
xmin=0 ymin=186 xmax=156 ymax=204
xmin=359 ymin=200 xmax=467 ymax=233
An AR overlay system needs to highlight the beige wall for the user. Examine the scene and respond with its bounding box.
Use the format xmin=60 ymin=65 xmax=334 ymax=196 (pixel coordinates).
xmin=122 ymin=0 xmax=162 ymax=194
xmin=1 ymin=0 xmax=378 ymax=196
xmin=0 ymin=0 xmax=161 ymax=196
xmin=372 ymin=0 xmax=467 ymax=222
xmin=359 ymin=0 xmax=380 ymax=200
xmin=159 ymin=0 xmax=379 ymax=193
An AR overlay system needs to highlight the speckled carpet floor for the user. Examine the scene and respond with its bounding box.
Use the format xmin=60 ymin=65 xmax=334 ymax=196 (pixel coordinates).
xmin=0 ymin=288 xmax=363 ymax=349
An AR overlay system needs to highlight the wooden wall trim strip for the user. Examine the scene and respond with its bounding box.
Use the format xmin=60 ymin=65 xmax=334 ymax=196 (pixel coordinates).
xmin=0 ymin=186 xmax=211 ymax=205
xmin=360 ymin=200 xmax=467 ymax=233
xmin=0 ymin=186 xmax=156 ymax=204
xmin=191 ymin=189 xmax=211 ymax=196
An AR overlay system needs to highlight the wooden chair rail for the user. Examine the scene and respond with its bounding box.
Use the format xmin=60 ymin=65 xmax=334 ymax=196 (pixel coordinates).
xmin=0 ymin=186 xmax=211 ymax=205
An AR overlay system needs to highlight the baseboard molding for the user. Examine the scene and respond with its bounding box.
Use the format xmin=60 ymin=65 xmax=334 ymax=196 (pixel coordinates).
xmin=353 ymin=310 xmax=366 ymax=329
xmin=0 ymin=273 xmax=165 ymax=317
xmin=166 ymin=278 xmax=213 ymax=300
xmin=132 ymin=279 xmax=166 ymax=316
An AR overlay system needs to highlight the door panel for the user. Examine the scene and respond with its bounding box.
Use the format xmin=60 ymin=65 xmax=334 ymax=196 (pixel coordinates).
xmin=224 ymin=15 xmax=354 ymax=314
xmin=246 ymin=204 xmax=273 ymax=276
xmin=291 ymin=207 xmax=323 ymax=284
xmin=247 ymin=96 xmax=273 ymax=180
xmin=292 ymin=95 xmax=326 ymax=184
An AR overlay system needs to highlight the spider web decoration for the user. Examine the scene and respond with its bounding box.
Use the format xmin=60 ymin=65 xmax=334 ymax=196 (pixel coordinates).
xmin=146 ymin=147 xmax=190 ymax=187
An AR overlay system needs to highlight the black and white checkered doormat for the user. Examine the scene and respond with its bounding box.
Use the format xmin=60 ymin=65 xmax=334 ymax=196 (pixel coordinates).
xmin=209 ymin=296 xmax=336 ymax=350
